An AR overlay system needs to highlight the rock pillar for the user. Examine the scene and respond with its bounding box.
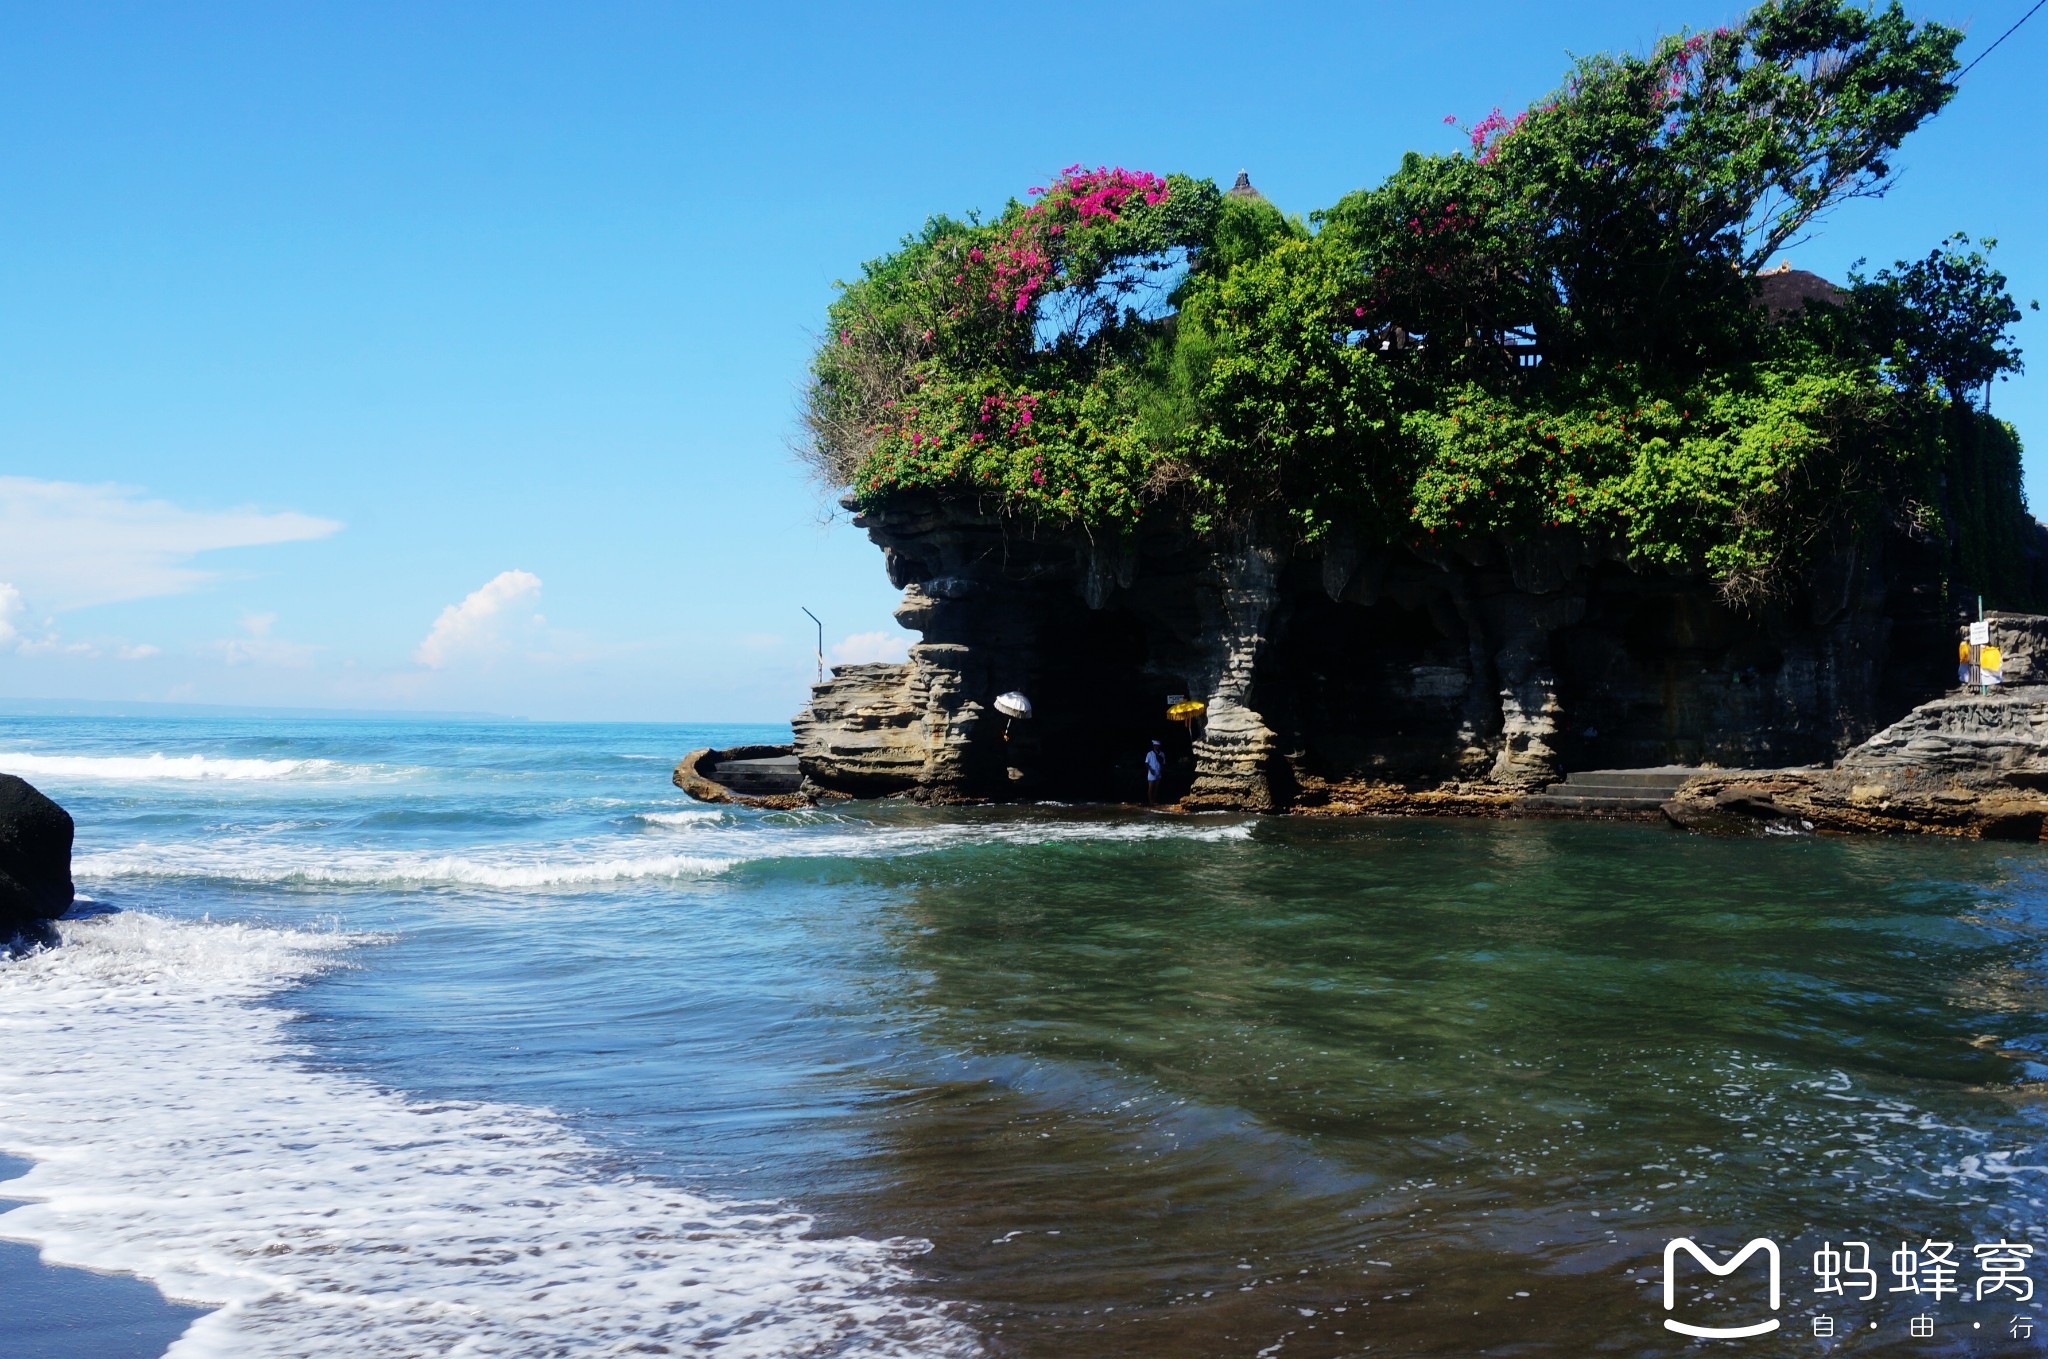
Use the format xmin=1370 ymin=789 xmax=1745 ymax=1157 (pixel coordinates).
xmin=1185 ymin=542 xmax=1285 ymax=810
xmin=1483 ymin=593 xmax=1584 ymax=789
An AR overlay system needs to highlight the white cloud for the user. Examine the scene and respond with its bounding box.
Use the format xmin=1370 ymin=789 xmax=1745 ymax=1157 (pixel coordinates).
xmin=0 ymin=477 xmax=340 ymax=610
xmin=211 ymin=611 xmax=317 ymax=667
xmin=829 ymin=629 xmax=910 ymax=665
xmin=417 ymin=570 xmax=544 ymax=669
xmin=0 ymin=580 xmax=153 ymax=659
xmin=14 ymin=636 xmax=96 ymax=657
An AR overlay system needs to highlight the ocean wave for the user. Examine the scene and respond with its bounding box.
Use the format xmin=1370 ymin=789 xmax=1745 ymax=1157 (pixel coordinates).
xmin=70 ymin=812 xmax=1250 ymax=894
xmin=834 ymin=817 xmax=1257 ymax=854
xmin=0 ymin=913 xmax=975 ymax=1358
xmin=0 ymin=751 xmax=342 ymax=782
xmin=635 ymin=808 xmax=728 ymax=829
xmin=992 ymin=818 xmax=1253 ymax=845
xmin=75 ymin=845 xmax=735 ymax=890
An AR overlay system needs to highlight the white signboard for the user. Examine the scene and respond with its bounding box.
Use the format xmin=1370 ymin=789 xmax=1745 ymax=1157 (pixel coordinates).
xmin=1969 ymin=621 xmax=1991 ymax=646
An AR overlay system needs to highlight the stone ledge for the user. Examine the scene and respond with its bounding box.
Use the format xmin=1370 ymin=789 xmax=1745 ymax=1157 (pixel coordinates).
xmin=672 ymin=744 xmax=811 ymax=810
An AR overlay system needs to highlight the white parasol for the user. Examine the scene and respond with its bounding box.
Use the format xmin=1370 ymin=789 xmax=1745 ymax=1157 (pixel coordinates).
xmin=994 ymin=691 xmax=1032 ymax=742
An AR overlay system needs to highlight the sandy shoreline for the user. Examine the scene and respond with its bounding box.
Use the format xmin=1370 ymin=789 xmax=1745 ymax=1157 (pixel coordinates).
xmin=0 ymin=1153 xmax=208 ymax=1359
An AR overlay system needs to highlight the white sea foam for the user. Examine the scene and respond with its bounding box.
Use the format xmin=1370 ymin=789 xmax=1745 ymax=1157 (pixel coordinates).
xmin=0 ymin=751 xmax=341 ymax=782
xmin=0 ymin=913 xmax=977 ymax=1358
xmin=72 ymin=815 xmax=1251 ymax=893
xmin=819 ymin=817 xmax=1256 ymax=856
xmin=983 ymin=819 xmax=1253 ymax=846
xmin=635 ymin=808 xmax=727 ymax=829
xmin=76 ymin=845 xmax=735 ymax=889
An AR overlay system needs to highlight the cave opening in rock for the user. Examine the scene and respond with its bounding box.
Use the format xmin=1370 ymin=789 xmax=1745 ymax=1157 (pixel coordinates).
xmin=1006 ymin=593 xmax=1192 ymax=803
xmin=1548 ymin=582 xmax=1776 ymax=770
xmin=1261 ymin=582 xmax=1481 ymax=787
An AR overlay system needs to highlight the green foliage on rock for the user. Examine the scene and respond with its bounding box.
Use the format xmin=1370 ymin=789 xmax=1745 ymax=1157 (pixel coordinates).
xmin=803 ymin=0 xmax=2032 ymax=604
xmin=1852 ymin=233 xmax=2034 ymax=403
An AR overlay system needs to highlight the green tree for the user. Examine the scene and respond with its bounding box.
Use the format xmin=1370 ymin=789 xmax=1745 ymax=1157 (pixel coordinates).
xmin=800 ymin=1 xmax=2025 ymax=608
xmin=1852 ymin=233 xmax=2034 ymax=406
xmin=1468 ymin=0 xmax=1961 ymax=368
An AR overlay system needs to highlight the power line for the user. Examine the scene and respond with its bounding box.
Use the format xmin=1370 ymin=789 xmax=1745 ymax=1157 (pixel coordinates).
xmin=1959 ymin=0 xmax=2047 ymax=78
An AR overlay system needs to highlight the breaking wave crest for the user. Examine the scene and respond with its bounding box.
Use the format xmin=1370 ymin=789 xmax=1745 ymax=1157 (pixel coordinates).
xmin=67 ymin=810 xmax=1255 ymax=896
xmin=75 ymin=845 xmax=735 ymax=889
xmin=73 ymin=816 xmax=1251 ymax=893
xmin=634 ymin=808 xmax=727 ymax=829
xmin=0 ymin=751 xmax=342 ymax=782
xmin=0 ymin=913 xmax=976 ymax=1358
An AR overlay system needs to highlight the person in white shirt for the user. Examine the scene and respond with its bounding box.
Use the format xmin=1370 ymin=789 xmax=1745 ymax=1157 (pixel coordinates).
xmin=1144 ymin=740 xmax=1165 ymax=805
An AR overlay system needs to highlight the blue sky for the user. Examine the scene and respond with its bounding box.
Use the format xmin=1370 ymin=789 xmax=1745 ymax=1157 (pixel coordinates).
xmin=0 ymin=1 xmax=2040 ymax=722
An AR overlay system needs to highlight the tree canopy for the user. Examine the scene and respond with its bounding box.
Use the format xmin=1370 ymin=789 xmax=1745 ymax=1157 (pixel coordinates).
xmin=803 ymin=0 xmax=2032 ymax=604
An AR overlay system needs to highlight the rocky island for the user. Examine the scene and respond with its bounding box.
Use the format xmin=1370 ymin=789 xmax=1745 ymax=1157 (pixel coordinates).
xmin=704 ymin=2 xmax=2044 ymax=835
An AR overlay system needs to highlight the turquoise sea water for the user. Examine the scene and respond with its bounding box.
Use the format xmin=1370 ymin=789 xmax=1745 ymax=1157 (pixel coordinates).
xmin=1 ymin=714 xmax=2045 ymax=1357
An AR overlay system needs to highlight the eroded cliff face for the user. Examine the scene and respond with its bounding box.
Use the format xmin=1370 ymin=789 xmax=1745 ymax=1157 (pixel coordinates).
xmin=792 ymin=492 xmax=1953 ymax=809
xmin=1662 ymin=613 xmax=2048 ymax=839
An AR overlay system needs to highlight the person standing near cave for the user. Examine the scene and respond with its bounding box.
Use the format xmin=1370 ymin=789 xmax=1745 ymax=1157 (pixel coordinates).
xmin=1144 ymin=739 xmax=1165 ymax=805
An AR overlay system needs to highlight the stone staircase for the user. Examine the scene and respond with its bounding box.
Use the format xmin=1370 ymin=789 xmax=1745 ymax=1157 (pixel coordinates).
xmin=1517 ymin=767 xmax=1705 ymax=813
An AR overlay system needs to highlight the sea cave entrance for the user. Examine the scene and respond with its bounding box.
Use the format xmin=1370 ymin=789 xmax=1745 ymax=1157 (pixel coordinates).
xmin=996 ymin=590 xmax=1192 ymax=803
xmin=1257 ymin=578 xmax=1484 ymax=787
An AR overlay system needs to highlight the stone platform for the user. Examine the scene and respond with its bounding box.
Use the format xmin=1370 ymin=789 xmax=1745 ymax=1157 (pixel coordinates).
xmin=672 ymin=744 xmax=806 ymax=808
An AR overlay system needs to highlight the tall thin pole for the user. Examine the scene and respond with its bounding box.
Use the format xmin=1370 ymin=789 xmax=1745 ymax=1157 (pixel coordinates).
xmin=801 ymin=607 xmax=824 ymax=684
xmin=1980 ymin=595 xmax=1988 ymax=697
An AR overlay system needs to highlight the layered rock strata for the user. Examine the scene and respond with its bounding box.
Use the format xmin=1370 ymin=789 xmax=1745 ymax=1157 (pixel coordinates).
xmin=788 ymin=663 xmax=929 ymax=797
xmin=790 ymin=491 xmax=1958 ymax=811
xmin=1665 ymin=615 xmax=2048 ymax=839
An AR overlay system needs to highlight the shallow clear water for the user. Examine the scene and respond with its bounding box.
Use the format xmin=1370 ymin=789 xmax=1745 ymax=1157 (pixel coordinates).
xmin=1 ymin=715 xmax=2045 ymax=1356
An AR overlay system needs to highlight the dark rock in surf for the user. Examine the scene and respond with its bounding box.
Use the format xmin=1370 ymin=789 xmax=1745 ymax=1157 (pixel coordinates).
xmin=0 ymin=775 xmax=74 ymax=952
